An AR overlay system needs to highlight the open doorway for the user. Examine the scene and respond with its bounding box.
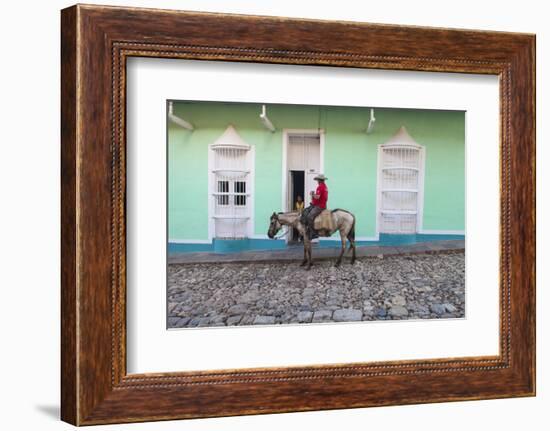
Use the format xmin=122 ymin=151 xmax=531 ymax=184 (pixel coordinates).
xmin=289 ymin=170 xmax=305 ymax=242
xmin=284 ymin=130 xmax=323 ymax=243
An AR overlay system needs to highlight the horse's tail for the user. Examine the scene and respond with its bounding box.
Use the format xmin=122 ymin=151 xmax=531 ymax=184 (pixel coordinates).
xmin=348 ymin=215 xmax=356 ymax=245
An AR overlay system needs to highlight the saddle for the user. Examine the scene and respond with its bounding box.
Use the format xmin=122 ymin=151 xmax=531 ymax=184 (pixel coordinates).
xmin=313 ymin=209 xmax=336 ymax=233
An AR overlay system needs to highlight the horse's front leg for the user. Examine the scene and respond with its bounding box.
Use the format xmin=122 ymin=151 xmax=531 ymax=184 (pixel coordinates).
xmin=300 ymin=243 xmax=308 ymax=266
xmin=304 ymin=238 xmax=313 ymax=270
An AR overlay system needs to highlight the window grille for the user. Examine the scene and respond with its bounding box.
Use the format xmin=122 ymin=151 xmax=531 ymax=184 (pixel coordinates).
xmin=210 ymin=142 xmax=251 ymax=239
xmin=379 ymin=142 xmax=423 ymax=234
xmin=234 ymin=181 xmax=246 ymax=206
xmin=217 ymin=180 xmax=229 ymax=205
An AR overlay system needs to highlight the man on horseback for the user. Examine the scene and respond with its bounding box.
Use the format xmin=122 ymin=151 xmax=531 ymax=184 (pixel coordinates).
xmin=302 ymin=174 xmax=328 ymax=240
xmin=268 ymin=190 xmax=356 ymax=268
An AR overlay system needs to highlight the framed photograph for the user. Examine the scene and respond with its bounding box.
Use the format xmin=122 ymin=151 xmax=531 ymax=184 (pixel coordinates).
xmin=61 ymin=4 xmax=535 ymax=425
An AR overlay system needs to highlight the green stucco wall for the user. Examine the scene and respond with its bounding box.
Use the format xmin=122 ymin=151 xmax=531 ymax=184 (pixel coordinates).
xmin=168 ymin=101 xmax=464 ymax=241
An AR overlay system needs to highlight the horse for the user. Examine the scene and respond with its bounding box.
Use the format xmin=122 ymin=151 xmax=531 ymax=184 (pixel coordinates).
xmin=267 ymin=209 xmax=356 ymax=269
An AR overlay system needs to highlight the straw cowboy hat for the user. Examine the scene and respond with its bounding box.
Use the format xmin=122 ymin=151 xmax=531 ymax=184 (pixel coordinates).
xmin=313 ymin=174 xmax=328 ymax=181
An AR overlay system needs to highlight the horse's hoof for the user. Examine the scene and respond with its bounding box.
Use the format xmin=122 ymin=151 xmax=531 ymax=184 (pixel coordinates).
xmin=300 ymin=261 xmax=307 ymax=267
xmin=350 ymin=259 xmax=356 ymax=265
xmin=334 ymin=261 xmax=341 ymax=267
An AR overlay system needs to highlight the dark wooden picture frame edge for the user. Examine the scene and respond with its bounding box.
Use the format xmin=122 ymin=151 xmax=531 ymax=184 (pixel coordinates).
xmin=61 ymin=4 xmax=536 ymax=426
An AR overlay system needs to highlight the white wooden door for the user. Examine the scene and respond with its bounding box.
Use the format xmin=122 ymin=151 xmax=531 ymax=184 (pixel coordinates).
xmin=287 ymin=133 xmax=320 ymax=207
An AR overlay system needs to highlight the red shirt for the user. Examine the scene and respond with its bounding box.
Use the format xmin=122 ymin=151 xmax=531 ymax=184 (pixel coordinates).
xmin=311 ymin=182 xmax=328 ymax=209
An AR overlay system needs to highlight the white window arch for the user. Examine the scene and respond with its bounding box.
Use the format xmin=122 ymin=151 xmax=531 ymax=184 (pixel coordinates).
xmin=208 ymin=125 xmax=254 ymax=239
xmin=377 ymin=126 xmax=425 ymax=234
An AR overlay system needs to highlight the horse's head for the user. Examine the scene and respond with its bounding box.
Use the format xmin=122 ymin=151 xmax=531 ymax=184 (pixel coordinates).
xmin=267 ymin=212 xmax=282 ymax=239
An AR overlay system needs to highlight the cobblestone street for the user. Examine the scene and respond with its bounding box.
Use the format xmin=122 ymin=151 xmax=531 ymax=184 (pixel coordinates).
xmin=167 ymin=251 xmax=465 ymax=328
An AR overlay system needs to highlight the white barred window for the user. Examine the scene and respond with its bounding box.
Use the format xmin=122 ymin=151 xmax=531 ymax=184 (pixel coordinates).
xmin=208 ymin=126 xmax=254 ymax=239
xmin=378 ymin=127 xmax=425 ymax=234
